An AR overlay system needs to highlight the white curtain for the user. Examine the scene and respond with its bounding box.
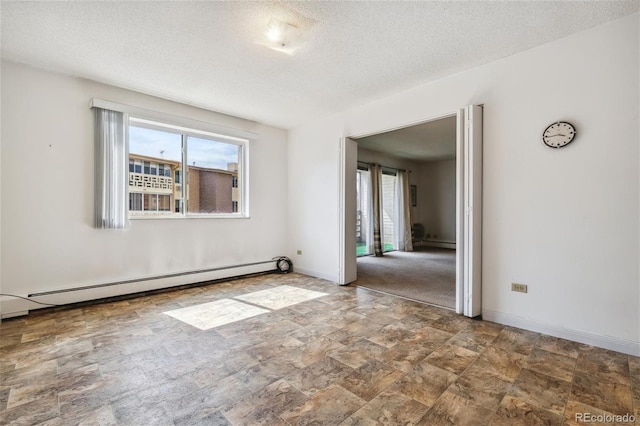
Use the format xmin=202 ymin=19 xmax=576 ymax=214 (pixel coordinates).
xmin=393 ymin=170 xmax=413 ymax=251
xmin=370 ymin=164 xmax=383 ymax=256
xmin=399 ymin=170 xmax=413 ymax=251
xmin=94 ymin=108 xmax=128 ymax=229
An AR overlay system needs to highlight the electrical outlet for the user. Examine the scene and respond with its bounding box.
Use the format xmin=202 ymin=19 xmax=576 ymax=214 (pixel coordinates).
xmin=296 ymin=250 xmax=302 ymax=255
xmin=511 ymin=283 xmax=528 ymax=293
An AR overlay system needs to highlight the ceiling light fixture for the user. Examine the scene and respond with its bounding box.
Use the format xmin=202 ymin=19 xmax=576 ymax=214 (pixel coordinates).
xmin=263 ymin=18 xmax=300 ymax=55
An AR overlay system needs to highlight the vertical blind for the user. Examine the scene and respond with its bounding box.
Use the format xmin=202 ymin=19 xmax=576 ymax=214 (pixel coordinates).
xmin=94 ymin=107 xmax=128 ymax=229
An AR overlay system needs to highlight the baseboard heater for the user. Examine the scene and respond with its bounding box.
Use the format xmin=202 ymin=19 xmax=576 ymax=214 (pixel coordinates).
xmin=28 ymin=259 xmax=279 ymax=298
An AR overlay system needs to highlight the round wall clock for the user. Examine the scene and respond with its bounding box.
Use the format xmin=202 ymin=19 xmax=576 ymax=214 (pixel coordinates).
xmin=542 ymin=121 xmax=576 ymax=148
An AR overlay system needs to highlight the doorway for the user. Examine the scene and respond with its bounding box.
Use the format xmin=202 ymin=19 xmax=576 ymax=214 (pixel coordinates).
xmin=339 ymin=105 xmax=482 ymax=317
xmin=355 ymin=115 xmax=457 ymax=309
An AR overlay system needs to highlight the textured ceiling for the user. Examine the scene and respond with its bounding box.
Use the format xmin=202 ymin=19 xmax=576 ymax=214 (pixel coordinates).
xmin=1 ymin=1 xmax=638 ymax=129
xmin=357 ymin=116 xmax=457 ymax=162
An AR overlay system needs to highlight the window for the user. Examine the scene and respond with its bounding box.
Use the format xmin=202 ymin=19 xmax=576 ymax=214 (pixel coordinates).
xmin=128 ymin=117 xmax=247 ymax=218
xmin=129 ymin=193 xmax=142 ymax=211
xmin=144 ymin=193 xmax=157 ymax=211
xmin=162 ymin=164 xmax=171 ymax=177
xmin=159 ymin=194 xmax=171 ymax=211
xmin=186 ymin=136 xmax=240 ymax=214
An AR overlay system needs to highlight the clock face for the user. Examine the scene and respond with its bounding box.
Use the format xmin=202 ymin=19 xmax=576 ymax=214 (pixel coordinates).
xmin=542 ymin=121 xmax=576 ymax=148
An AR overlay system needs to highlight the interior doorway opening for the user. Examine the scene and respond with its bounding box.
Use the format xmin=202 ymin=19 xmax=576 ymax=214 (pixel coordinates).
xmin=353 ymin=115 xmax=458 ymax=309
xmin=339 ymin=105 xmax=482 ymax=317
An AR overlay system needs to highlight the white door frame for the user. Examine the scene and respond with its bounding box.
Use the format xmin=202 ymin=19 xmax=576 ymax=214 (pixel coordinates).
xmin=338 ymin=137 xmax=358 ymax=285
xmin=456 ymin=105 xmax=483 ymax=317
xmin=339 ymin=106 xmax=482 ymax=317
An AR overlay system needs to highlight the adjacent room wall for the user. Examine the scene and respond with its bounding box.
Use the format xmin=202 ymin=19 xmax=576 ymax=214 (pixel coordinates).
xmin=357 ymin=147 xmax=415 ymax=172
xmin=288 ymin=14 xmax=639 ymax=354
xmin=412 ymin=159 xmax=456 ymax=243
xmin=1 ymin=60 xmax=289 ymax=316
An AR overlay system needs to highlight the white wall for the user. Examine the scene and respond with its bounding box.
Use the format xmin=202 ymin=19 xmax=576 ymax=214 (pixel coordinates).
xmin=1 ymin=61 xmax=289 ymax=316
xmin=357 ymin=147 xmax=415 ymax=172
xmin=288 ymin=14 xmax=639 ymax=354
xmin=412 ymin=159 xmax=456 ymax=242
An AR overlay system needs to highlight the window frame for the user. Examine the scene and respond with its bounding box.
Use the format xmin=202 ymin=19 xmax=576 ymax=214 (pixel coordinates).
xmin=90 ymin=98 xmax=253 ymax=220
xmin=128 ymin=117 xmax=249 ymax=219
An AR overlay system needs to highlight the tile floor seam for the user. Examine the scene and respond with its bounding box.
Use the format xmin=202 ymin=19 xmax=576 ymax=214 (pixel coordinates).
xmin=483 ymin=396 xmax=502 ymax=426
xmin=560 ymin=345 xmax=582 ymax=424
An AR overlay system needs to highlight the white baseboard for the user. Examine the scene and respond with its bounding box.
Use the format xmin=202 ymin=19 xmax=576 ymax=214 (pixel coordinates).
xmin=483 ymin=309 xmax=640 ymax=357
xmin=292 ymin=266 xmax=338 ymax=284
xmin=1 ymin=263 xmax=275 ymax=319
xmin=419 ymin=241 xmax=456 ymax=249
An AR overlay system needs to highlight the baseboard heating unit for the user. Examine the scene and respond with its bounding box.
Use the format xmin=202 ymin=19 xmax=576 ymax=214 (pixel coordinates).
xmin=1 ymin=257 xmax=292 ymax=318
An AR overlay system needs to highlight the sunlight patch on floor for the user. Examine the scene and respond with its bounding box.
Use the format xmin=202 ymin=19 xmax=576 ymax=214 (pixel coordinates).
xmin=164 ymin=299 xmax=269 ymax=330
xmin=164 ymin=285 xmax=327 ymax=329
xmin=234 ymin=285 xmax=327 ymax=310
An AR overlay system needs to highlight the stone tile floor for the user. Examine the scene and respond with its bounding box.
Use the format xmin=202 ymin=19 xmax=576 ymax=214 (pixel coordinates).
xmin=1 ymin=273 xmax=638 ymax=425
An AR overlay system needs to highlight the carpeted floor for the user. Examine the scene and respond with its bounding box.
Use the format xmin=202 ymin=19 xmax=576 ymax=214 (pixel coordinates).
xmin=354 ymin=247 xmax=456 ymax=309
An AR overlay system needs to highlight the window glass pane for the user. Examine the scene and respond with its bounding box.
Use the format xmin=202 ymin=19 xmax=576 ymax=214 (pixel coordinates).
xmin=186 ymin=136 xmax=240 ymax=214
xmin=356 ymin=169 xmax=372 ymax=256
xmin=381 ymin=173 xmax=397 ymax=251
xmin=159 ymin=194 xmax=171 ymax=211
xmin=144 ymin=194 xmax=157 ymax=211
xmin=129 ymin=125 xmax=182 ymax=216
xmin=127 ymin=119 xmax=246 ymax=218
xmin=129 ymin=193 xmax=142 ymax=211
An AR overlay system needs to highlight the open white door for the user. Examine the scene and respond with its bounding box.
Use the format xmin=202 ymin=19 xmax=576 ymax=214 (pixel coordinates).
xmin=338 ymin=137 xmax=358 ymax=285
xmin=456 ymin=105 xmax=483 ymax=317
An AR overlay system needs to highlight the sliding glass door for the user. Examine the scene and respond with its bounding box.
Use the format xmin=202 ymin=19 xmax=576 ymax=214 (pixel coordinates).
xmin=357 ymin=166 xmax=406 ymax=256
xmin=356 ymin=168 xmax=372 ymax=256
xmin=381 ymin=171 xmax=398 ymax=252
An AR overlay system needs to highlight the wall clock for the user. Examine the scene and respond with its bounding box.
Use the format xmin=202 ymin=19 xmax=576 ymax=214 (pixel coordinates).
xmin=542 ymin=121 xmax=576 ymax=148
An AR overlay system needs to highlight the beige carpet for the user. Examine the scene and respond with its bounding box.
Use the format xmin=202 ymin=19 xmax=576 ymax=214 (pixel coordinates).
xmin=354 ymin=248 xmax=456 ymax=309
